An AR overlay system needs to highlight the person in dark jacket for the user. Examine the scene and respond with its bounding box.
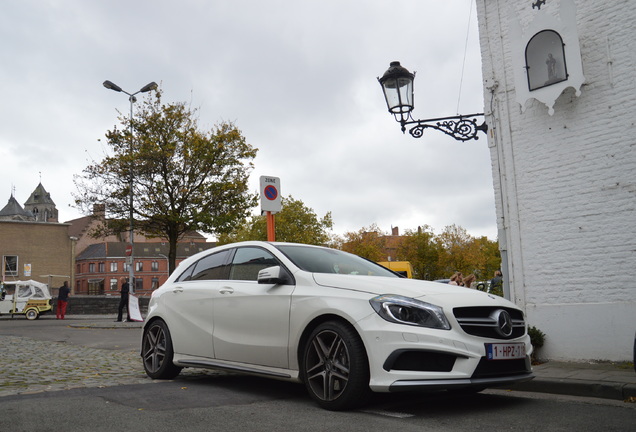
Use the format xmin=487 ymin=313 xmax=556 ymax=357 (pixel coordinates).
xmin=56 ymin=281 xmax=70 ymax=319
xmin=116 ymin=278 xmax=130 ymax=322
xmin=490 ymin=270 xmax=504 ymax=297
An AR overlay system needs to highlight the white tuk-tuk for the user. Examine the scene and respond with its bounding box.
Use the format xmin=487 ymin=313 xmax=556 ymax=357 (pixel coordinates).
xmin=0 ymin=280 xmax=53 ymax=320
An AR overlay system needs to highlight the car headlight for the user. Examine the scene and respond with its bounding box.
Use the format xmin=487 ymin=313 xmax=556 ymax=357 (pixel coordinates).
xmin=370 ymin=295 xmax=451 ymax=330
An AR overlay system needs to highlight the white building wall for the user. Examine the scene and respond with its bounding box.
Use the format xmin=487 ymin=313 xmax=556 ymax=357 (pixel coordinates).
xmin=475 ymin=0 xmax=636 ymax=361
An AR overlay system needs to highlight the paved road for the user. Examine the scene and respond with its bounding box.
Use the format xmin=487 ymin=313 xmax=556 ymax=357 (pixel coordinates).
xmin=1 ymin=315 xmax=635 ymax=431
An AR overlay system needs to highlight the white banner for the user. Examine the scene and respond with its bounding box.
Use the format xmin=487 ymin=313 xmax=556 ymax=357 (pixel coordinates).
xmin=128 ymin=294 xmax=144 ymax=322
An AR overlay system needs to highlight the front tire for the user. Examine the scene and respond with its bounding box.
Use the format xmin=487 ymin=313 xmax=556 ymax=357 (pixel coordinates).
xmin=142 ymin=319 xmax=182 ymax=379
xmin=25 ymin=309 xmax=38 ymax=320
xmin=301 ymin=321 xmax=371 ymax=410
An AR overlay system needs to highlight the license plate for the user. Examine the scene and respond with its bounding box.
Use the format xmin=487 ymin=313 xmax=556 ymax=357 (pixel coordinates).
xmin=486 ymin=343 xmax=526 ymax=360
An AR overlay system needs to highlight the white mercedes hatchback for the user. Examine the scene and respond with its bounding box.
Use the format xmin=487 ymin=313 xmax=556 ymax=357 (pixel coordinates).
xmin=141 ymin=241 xmax=533 ymax=410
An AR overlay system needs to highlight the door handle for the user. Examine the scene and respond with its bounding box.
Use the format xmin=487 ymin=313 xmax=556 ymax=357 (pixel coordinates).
xmin=219 ymin=287 xmax=234 ymax=295
xmin=172 ymin=287 xmax=184 ymax=293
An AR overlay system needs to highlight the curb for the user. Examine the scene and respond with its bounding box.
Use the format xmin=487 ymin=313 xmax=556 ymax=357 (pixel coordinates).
xmin=68 ymin=321 xmax=144 ymax=330
xmin=509 ymin=378 xmax=636 ymax=401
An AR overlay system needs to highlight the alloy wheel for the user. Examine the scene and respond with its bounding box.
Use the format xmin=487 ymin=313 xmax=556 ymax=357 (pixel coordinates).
xmin=305 ymin=329 xmax=351 ymax=402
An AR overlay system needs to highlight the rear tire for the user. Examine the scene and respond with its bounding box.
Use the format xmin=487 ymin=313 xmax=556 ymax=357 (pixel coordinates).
xmin=25 ymin=309 xmax=38 ymax=320
xmin=301 ymin=321 xmax=371 ymax=410
xmin=142 ymin=319 xmax=182 ymax=379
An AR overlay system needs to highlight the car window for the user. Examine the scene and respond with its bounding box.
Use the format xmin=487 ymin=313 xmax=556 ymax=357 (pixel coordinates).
xmin=181 ymin=249 xmax=232 ymax=281
xmin=229 ymin=247 xmax=279 ymax=281
xmin=276 ymin=245 xmax=398 ymax=277
xmin=174 ymin=262 xmax=196 ymax=282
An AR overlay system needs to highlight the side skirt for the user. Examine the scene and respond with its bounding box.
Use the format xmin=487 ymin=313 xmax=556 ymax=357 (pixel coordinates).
xmin=174 ymin=357 xmax=300 ymax=381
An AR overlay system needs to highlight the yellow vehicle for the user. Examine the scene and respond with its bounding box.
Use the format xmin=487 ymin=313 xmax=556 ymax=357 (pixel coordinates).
xmin=0 ymin=280 xmax=53 ymax=320
xmin=377 ymin=261 xmax=413 ymax=278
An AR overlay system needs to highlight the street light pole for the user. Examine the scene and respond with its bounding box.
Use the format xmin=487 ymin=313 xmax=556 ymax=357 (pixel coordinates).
xmin=103 ymin=80 xmax=158 ymax=294
xmin=157 ymin=253 xmax=170 ymax=279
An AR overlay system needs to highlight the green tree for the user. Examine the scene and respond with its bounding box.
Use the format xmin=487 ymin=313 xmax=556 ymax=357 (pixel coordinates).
xmin=470 ymin=236 xmax=501 ymax=281
xmin=397 ymin=226 xmax=444 ymax=280
xmin=340 ymin=224 xmax=387 ymax=261
xmin=74 ymin=90 xmax=258 ymax=274
xmin=219 ymin=195 xmax=333 ymax=245
xmin=437 ymin=224 xmax=473 ymax=276
xmin=437 ymin=225 xmax=501 ymax=281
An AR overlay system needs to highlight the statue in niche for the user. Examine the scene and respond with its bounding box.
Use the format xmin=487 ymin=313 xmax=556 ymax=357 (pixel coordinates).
xmin=545 ymin=53 xmax=559 ymax=84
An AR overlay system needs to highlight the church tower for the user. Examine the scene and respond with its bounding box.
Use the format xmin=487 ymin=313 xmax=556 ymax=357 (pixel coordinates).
xmin=24 ymin=183 xmax=58 ymax=222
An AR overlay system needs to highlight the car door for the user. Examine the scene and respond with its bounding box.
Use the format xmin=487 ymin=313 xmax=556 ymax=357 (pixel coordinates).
xmin=212 ymin=246 xmax=294 ymax=369
xmin=166 ymin=249 xmax=232 ymax=359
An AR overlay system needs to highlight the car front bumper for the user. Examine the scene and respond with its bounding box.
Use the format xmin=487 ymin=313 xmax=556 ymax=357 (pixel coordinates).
xmin=387 ymin=367 xmax=534 ymax=392
xmin=355 ymin=313 xmax=534 ymax=393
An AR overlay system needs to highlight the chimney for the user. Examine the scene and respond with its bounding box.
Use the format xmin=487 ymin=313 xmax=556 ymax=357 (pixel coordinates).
xmin=392 ymin=226 xmax=399 ymax=236
xmin=93 ymin=204 xmax=106 ymax=216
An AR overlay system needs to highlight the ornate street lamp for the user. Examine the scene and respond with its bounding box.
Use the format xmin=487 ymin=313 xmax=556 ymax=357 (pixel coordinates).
xmin=378 ymin=61 xmax=487 ymax=141
xmin=103 ymin=80 xmax=158 ymax=293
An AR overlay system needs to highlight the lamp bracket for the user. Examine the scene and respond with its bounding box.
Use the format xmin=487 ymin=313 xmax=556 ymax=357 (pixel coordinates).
xmin=398 ymin=113 xmax=488 ymax=141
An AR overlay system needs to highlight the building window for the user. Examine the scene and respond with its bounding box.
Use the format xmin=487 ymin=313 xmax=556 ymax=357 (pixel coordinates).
xmin=88 ymin=279 xmax=104 ymax=295
xmin=88 ymin=263 xmax=95 ymax=273
xmin=110 ymin=262 xmax=118 ymax=272
xmin=136 ymin=261 xmax=143 ymax=272
xmin=98 ymin=262 xmax=105 ymax=272
xmin=124 ymin=262 xmax=130 ymax=272
xmin=3 ymin=255 xmax=18 ymax=277
xmin=110 ymin=278 xmax=118 ymax=290
xmin=135 ymin=278 xmax=143 ymax=292
xmin=151 ymin=277 xmax=159 ymax=290
xmin=151 ymin=261 xmax=159 ymax=271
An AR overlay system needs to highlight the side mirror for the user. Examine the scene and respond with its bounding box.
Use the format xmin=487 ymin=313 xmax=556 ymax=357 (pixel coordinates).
xmin=258 ymin=266 xmax=289 ymax=285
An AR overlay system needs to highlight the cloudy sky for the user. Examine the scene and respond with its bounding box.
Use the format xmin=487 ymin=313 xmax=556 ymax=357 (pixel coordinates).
xmin=0 ymin=0 xmax=496 ymax=240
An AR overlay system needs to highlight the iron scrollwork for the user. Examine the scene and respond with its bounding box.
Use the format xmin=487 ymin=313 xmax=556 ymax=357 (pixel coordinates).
xmin=399 ymin=114 xmax=488 ymax=141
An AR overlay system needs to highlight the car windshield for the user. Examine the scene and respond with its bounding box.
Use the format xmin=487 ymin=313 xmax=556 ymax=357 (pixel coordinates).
xmin=275 ymin=245 xmax=399 ymax=277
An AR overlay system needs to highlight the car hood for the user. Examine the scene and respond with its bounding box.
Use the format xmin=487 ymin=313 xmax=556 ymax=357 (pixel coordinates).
xmin=312 ymin=273 xmax=513 ymax=308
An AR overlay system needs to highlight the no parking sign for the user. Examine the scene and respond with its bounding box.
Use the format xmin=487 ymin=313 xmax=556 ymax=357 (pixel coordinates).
xmin=260 ymin=176 xmax=281 ymax=214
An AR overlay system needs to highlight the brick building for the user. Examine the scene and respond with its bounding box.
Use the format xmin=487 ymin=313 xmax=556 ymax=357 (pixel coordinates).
xmin=475 ymin=0 xmax=634 ymax=361
xmin=74 ymin=241 xmax=214 ymax=296
xmin=1 ymin=184 xmax=216 ymax=296
xmin=0 ymin=186 xmax=73 ymax=293
xmin=67 ymin=204 xmax=215 ymax=296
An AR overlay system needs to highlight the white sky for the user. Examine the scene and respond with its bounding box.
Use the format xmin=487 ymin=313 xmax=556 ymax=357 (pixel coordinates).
xmin=0 ymin=0 xmax=497 ymax=240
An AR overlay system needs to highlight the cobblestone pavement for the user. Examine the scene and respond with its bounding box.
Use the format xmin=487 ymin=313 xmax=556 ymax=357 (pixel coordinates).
xmin=0 ymin=335 xmax=222 ymax=398
xmin=0 ymin=335 xmax=149 ymax=397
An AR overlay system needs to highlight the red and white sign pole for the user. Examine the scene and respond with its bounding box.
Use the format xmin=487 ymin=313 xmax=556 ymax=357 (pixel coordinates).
xmin=260 ymin=176 xmax=281 ymax=242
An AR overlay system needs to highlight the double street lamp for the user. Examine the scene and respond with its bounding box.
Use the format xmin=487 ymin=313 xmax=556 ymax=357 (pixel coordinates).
xmin=103 ymin=80 xmax=158 ymax=293
xmin=378 ymin=61 xmax=487 ymax=141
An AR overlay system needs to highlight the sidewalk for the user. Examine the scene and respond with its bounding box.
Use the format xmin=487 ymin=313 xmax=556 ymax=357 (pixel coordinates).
xmin=510 ymin=359 xmax=636 ymax=402
xmin=66 ymin=314 xmax=144 ymax=329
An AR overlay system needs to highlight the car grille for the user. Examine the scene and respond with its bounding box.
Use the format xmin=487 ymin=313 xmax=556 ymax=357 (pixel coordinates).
xmin=383 ymin=350 xmax=457 ymax=372
xmin=471 ymin=356 xmax=532 ymax=379
xmin=453 ymin=306 xmax=526 ymax=340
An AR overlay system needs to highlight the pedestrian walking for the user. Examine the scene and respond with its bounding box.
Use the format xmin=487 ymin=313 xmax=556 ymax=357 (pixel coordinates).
xmin=56 ymin=281 xmax=70 ymax=319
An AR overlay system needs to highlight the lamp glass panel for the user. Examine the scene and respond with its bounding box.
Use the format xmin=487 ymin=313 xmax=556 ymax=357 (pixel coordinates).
xmin=383 ymin=77 xmax=413 ymax=114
